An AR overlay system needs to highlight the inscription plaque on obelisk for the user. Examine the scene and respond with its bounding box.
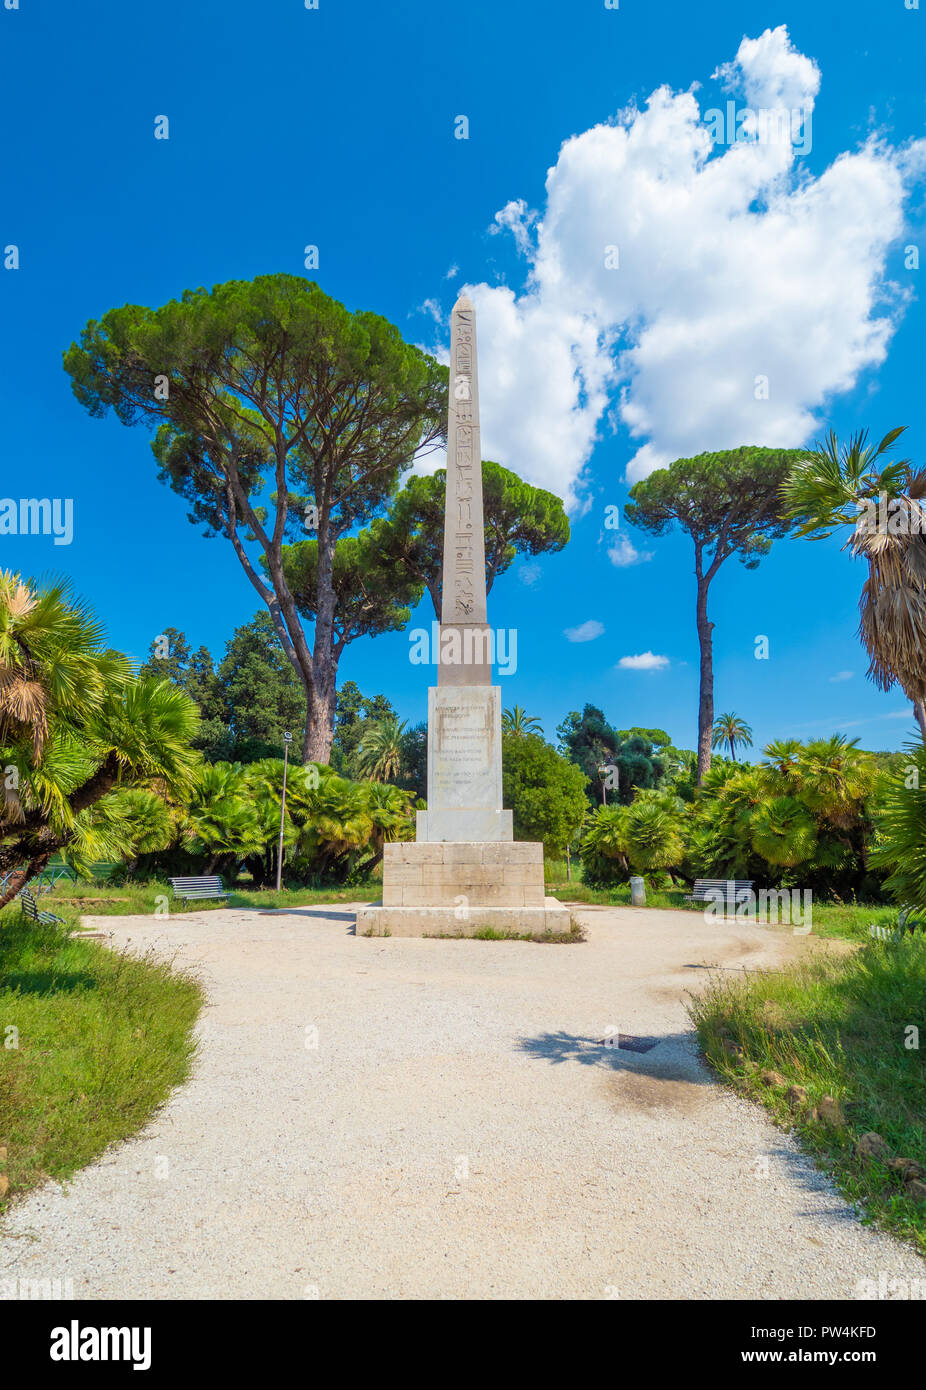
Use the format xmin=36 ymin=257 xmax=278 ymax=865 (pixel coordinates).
xmin=416 ymin=294 xmax=512 ymax=843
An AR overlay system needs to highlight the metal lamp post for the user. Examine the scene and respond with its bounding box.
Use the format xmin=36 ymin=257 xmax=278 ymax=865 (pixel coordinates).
xmin=597 ymin=763 xmax=610 ymax=806
xmin=276 ymin=732 xmax=293 ymax=892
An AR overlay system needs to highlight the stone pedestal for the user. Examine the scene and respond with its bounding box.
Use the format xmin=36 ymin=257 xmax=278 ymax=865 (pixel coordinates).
xmin=355 ymin=841 xmax=572 ymax=938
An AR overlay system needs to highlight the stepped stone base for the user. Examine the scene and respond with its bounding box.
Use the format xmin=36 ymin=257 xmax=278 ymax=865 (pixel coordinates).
xmin=380 ymin=840 xmax=545 ymax=908
xmin=355 ymin=840 xmax=572 ymax=937
xmin=355 ymin=899 xmax=573 ymax=938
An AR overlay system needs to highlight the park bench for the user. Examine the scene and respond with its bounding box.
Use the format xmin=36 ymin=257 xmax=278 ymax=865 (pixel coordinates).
xmin=19 ymin=887 xmax=65 ymax=925
xmin=685 ymin=878 xmax=754 ymax=913
xmin=168 ymin=875 xmax=230 ymax=904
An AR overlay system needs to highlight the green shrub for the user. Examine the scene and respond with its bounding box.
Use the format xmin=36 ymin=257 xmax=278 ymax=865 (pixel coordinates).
xmin=501 ymin=733 xmax=587 ymax=856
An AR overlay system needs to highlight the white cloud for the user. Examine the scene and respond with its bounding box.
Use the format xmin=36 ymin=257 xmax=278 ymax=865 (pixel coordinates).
xmin=458 ymin=25 xmax=922 ymax=504
xmin=829 ymin=670 xmax=854 ymax=683
xmin=564 ymin=619 xmax=605 ymax=642
xmin=444 ymin=263 xmax=459 ymax=280
xmin=618 ymin=651 xmax=669 ymax=670
xmin=489 ymin=199 xmax=539 ymax=256
xmin=465 ymin=283 xmax=611 ymax=505
xmin=713 ymin=24 xmax=821 ymax=113
xmin=518 ymin=560 xmax=542 ymax=587
xmin=607 ymin=534 xmax=653 ymax=567
xmin=417 ymin=298 xmax=444 ymax=326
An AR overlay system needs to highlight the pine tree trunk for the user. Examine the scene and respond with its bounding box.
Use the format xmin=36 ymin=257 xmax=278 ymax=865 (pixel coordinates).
xmin=696 ymin=573 xmax=715 ymax=785
xmin=304 ymin=690 xmax=336 ymax=762
xmin=304 ymin=660 xmax=338 ymax=763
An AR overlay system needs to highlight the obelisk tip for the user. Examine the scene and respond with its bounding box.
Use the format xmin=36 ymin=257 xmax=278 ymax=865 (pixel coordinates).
xmin=453 ymin=293 xmax=473 ymax=313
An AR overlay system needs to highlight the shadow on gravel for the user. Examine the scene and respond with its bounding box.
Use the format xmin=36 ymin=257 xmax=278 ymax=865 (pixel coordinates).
xmin=516 ymin=1028 xmax=711 ymax=1077
xmin=256 ymin=908 xmax=360 ymax=921
xmin=763 ymin=1142 xmax=865 ymax=1215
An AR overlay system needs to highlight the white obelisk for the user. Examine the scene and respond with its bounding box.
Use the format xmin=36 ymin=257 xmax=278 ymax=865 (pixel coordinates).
xmin=355 ymin=292 xmax=570 ymax=938
xmin=416 ymin=296 xmax=512 ymax=842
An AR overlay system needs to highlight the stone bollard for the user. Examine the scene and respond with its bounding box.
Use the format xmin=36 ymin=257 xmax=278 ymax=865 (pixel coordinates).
xmin=630 ymin=876 xmax=646 ymax=907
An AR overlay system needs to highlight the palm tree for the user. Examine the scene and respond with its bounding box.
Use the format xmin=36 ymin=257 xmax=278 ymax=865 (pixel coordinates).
xmin=761 ymin=738 xmax=803 ymax=780
xmin=0 ymin=571 xmax=126 ymax=766
xmin=580 ymin=804 xmax=632 ymax=877
xmin=711 ymin=713 xmax=753 ymax=761
xmin=622 ymin=793 xmax=686 ymax=877
xmin=784 ymin=735 xmax=876 ymax=829
xmin=870 ymin=744 xmax=926 ymax=910
xmin=782 ymin=427 xmax=926 ymax=740
xmin=0 ymin=678 xmax=201 ymax=909
xmin=184 ymin=762 xmax=264 ymax=874
xmin=748 ymin=795 xmax=818 ymax=867
xmin=580 ymin=790 xmax=685 ymax=883
xmin=691 ymin=735 xmax=879 ymax=891
xmin=90 ymin=787 xmax=174 ymax=876
xmin=234 ymin=758 xmax=326 ymax=886
xmin=294 ymin=774 xmax=372 ymax=878
xmin=502 ymin=706 xmax=542 ymax=737
xmin=357 ymin=716 xmax=407 ymax=783
xmin=358 ymin=781 xmax=416 ymax=871
xmin=0 ymin=576 xmax=201 ymax=908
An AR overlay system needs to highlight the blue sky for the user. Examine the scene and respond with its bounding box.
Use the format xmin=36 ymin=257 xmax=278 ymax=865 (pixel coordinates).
xmin=1 ymin=0 xmax=924 ymax=754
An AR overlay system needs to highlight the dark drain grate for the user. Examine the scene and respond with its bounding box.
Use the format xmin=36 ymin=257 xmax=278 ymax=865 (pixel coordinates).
xmin=597 ymin=1032 xmax=659 ymax=1053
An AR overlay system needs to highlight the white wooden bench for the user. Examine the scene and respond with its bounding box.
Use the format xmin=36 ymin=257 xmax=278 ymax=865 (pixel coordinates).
xmin=168 ymin=875 xmax=230 ymax=904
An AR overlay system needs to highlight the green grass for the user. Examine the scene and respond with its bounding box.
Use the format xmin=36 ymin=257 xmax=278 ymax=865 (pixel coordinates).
xmin=544 ymin=876 xmax=690 ymax=910
xmin=0 ymin=912 xmax=203 ymax=1209
xmin=688 ymin=934 xmax=926 ymax=1256
xmin=471 ymin=922 xmax=584 ymax=942
xmin=41 ymin=877 xmax=381 ymax=922
xmin=422 ymin=921 xmax=585 ymax=943
xmin=41 ymin=870 xmax=897 ymax=945
xmin=543 ymin=865 xmax=898 ymax=944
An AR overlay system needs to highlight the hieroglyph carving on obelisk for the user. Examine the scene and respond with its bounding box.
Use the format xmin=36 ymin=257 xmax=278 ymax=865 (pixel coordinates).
xmin=438 ymin=295 xmax=491 ymax=686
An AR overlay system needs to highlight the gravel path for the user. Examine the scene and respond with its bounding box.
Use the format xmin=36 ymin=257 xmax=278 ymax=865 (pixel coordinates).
xmin=1 ymin=905 xmax=922 ymax=1300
